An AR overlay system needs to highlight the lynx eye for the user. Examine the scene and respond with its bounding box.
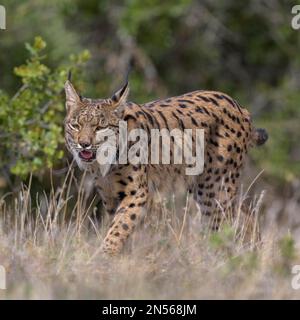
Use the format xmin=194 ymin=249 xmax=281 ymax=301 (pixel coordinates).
xmin=96 ymin=125 xmax=109 ymax=132
xmin=69 ymin=123 xmax=80 ymax=131
xmin=97 ymin=118 xmax=108 ymax=128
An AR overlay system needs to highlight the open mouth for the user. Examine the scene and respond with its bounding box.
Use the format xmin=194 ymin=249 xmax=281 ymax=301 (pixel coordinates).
xmin=78 ymin=150 xmax=96 ymax=162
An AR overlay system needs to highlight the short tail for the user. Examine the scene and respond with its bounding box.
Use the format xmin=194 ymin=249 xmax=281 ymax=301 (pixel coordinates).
xmin=252 ymin=128 xmax=268 ymax=146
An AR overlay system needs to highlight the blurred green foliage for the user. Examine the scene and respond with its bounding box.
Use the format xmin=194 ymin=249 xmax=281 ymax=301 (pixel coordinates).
xmin=0 ymin=0 xmax=299 ymax=187
xmin=0 ymin=36 xmax=90 ymax=177
xmin=275 ymin=233 xmax=297 ymax=276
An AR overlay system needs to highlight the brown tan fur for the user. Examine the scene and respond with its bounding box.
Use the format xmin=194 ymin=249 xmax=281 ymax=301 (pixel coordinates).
xmin=64 ymin=79 xmax=268 ymax=255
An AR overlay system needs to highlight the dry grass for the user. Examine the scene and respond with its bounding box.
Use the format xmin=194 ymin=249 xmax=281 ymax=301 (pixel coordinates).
xmin=0 ymin=170 xmax=299 ymax=300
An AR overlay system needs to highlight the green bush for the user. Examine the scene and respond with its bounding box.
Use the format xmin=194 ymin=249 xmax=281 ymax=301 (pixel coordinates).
xmin=0 ymin=37 xmax=90 ymax=178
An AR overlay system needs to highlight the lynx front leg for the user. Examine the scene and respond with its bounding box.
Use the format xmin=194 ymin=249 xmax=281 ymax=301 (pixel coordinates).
xmin=101 ymin=191 xmax=148 ymax=255
xmin=101 ymin=168 xmax=148 ymax=255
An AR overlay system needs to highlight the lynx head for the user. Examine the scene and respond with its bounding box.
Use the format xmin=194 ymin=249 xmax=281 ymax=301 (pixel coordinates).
xmin=64 ymin=80 xmax=129 ymax=169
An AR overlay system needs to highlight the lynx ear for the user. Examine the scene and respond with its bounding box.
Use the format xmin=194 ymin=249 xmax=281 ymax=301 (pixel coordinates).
xmin=111 ymin=81 xmax=129 ymax=110
xmin=65 ymin=80 xmax=80 ymax=111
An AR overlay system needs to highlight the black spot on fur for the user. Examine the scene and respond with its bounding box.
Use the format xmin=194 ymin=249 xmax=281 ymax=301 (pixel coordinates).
xmin=209 ymin=97 xmax=219 ymax=106
xmin=198 ymin=96 xmax=210 ymax=103
xmin=196 ymin=106 xmax=204 ymax=113
xmin=191 ymin=117 xmax=198 ymax=126
xmin=124 ymin=114 xmax=137 ymax=122
xmin=157 ymin=110 xmax=170 ymax=130
xmin=118 ymin=191 xmax=126 ymax=200
xmin=178 ymin=99 xmax=194 ymax=104
xmin=217 ymin=155 xmax=224 ymax=162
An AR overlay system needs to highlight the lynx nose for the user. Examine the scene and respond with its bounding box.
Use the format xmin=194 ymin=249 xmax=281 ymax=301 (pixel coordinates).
xmin=79 ymin=141 xmax=91 ymax=149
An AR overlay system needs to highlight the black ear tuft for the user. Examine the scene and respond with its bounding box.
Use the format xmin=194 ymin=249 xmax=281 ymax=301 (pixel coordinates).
xmin=68 ymin=70 xmax=72 ymax=81
xmin=125 ymin=57 xmax=134 ymax=83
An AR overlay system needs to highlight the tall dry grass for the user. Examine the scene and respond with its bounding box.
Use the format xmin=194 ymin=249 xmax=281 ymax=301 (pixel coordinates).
xmin=0 ymin=168 xmax=299 ymax=299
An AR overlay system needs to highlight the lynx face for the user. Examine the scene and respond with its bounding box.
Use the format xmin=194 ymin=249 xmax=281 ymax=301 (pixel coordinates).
xmin=64 ymin=80 xmax=129 ymax=168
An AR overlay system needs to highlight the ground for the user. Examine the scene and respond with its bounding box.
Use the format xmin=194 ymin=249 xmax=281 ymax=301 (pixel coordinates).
xmin=0 ymin=172 xmax=299 ymax=299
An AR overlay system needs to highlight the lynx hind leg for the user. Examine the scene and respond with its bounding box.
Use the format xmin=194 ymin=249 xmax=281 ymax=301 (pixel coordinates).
xmin=194 ymin=170 xmax=259 ymax=243
xmin=193 ymin=167 xmax=241 ymax=231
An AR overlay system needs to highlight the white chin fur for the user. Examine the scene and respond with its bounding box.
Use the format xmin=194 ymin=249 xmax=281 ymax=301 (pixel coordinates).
xmin=73 ymin=152 xmax=88 ymax=170
xmin=74 ymin=153 xmax=110 ymax=175
xmin=99 ymin=164 xmax=112 ymax=177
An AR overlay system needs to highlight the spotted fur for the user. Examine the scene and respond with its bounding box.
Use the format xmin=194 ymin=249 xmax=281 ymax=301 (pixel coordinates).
xmin=64 ymin=79 xmax=268 ymax=255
